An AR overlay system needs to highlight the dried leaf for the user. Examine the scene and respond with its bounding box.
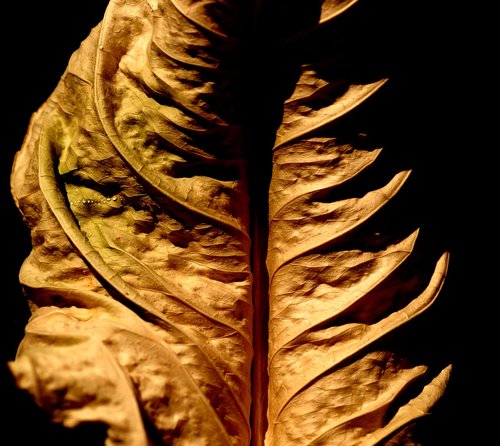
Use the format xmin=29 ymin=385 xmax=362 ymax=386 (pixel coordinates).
xmin=9 ymin=1 xmax=451 ymax=445
xmin=265 ymin=11 xmax=451 ymax=445
xmin=10 ymin=1 xmax=252 ymax=444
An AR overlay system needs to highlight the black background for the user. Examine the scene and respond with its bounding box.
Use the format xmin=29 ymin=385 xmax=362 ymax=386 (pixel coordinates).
xmin=0 ymin=1 xmax=492 ymax=444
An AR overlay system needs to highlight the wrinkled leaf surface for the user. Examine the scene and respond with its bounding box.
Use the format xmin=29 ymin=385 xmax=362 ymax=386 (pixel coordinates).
xmin=9 ymin=1 xmax=451 ymax=445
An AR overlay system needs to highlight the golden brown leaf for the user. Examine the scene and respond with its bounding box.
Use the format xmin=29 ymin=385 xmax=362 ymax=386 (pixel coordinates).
xmin=8 ymin=1 xmax=452 ymax=445
xmin=10 ymin=1 xmax=253 ymax=444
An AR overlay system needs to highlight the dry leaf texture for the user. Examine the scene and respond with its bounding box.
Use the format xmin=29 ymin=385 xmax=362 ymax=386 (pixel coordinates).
xmin=10 ymin=1 xmax=253 ymax=445
xmin=265 ymin=1 xmax=451 ymax=444
xmin=8 ymin=0 xmax=451 ymax=445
